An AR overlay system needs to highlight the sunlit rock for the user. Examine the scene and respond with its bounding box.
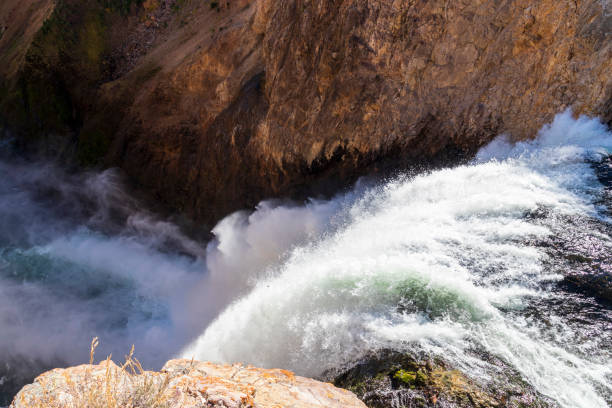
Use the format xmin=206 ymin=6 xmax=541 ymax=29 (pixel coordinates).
xmin=11 ymin=359 xmax=367 ymax=408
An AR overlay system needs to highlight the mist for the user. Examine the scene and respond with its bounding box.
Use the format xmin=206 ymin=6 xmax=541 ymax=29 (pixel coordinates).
xmin=1 ymin=110 xmax=610 ymax=408
xmin=181 ymin=110 xmax=612 ymax=408
xmin=0 ymin=150 xmax=357 ymax=402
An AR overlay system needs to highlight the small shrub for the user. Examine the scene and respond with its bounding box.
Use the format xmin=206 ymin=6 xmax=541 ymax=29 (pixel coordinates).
xmin=26 ymin=338 xmax=173 ymax=408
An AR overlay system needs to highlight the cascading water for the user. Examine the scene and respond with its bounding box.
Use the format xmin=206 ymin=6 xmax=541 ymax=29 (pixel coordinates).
xmin=182 ymin=110 xmax=612 ymax=408
xmin=0 ymin=110 xmax=610 ymax=407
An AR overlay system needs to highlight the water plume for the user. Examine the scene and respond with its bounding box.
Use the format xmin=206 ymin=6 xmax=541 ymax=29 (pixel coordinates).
xmin=1 ymin=110 xmax=611 ymax=408
xmin=183 ymin=110 xmax=612 ymax=408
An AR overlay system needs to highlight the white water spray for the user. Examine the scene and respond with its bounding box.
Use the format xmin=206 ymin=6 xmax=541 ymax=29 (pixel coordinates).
xmin=1 ymin=111 xmax=610 ymax=407
xmin=183 ymin=110 xmax=612 ymax=408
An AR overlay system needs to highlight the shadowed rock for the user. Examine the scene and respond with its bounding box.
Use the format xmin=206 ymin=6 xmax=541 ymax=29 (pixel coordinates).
xmin=0 ymin=0 xmax=610 ymax=226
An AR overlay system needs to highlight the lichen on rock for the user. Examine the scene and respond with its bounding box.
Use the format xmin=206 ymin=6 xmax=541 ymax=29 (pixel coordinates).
xmin=331 ymin=350 xmax=555 ymax=408
xmin=10 ymin=358 xmax=366 ymax=408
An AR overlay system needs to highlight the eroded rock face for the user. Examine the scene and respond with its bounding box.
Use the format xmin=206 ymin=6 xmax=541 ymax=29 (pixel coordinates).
xmin=0 ymin=0 xmax=611 ymax=224
xmin=10 ymin=359 xmax=366 ymax=408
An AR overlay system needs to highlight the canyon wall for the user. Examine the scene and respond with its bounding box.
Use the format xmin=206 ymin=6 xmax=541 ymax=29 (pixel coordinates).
xmin=1 ymin=0 xmax=610 ymax=224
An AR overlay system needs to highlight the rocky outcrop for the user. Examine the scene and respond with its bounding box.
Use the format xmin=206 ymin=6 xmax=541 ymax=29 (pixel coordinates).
xmin=0 ymin=0 xmax=611 ymax=224
xmin=330 ymin=350 xmax=554 ymax=408
xmin=10 ymin=359 xmax=366 ymax=408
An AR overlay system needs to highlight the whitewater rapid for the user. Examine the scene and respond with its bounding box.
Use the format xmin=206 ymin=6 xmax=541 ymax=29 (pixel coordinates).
xmin=1 ymin=110 xmax=611 ymax=407
xmin=182 ymin=111 xmax=612 ymax=408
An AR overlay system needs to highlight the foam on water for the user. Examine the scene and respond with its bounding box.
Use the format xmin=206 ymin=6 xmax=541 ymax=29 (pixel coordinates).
xmin=0 ymin=158 xmax=346 ymax=403
xmin=183 ymin=110 xmax=612 ymax=408
xmin=1 ymin=111 xmax=610 ymax=407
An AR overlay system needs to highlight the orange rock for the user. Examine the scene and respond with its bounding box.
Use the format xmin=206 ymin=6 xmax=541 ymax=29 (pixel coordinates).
xmin=0 ymin=0 xmax=610 ymax=225
xmin=10 ymin=359 xmax=366 ymax=408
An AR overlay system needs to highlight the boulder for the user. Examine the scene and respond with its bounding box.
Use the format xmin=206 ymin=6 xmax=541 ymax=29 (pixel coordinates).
xmin=10 ymin=359 xmax=367 ymax=408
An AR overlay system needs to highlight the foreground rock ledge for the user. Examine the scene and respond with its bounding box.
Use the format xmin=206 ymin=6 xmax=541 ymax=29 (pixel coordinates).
xmin=10 ymin=359 xmax=366 ymax=408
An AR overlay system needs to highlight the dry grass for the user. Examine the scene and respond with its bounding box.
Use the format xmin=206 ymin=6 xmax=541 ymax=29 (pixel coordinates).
xmin=21 ymin=338 xmax=173 ymax=408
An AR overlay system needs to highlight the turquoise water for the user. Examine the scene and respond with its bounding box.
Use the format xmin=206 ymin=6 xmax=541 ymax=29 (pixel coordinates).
xmin=1 ymin=111 xmax=611 ymax=407
xmin=184 ymin=111 xmax=612 ymax=408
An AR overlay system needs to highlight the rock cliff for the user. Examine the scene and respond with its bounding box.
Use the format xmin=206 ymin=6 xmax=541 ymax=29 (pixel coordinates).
xmin=0 ymin=0 xmax=611 ymax=224
xmin=10 ymin=359 xmax=366 ymax=408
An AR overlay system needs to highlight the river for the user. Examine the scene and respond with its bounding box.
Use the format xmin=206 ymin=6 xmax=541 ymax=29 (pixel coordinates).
xmin=1 ymin=110 xmax=610 ymax=407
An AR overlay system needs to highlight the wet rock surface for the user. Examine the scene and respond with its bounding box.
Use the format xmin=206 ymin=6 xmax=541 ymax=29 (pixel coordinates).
xmin=329 ymin=350 xmax=554 ymax=408
xmin=547 ymin=213 xmax=612 ymax=305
